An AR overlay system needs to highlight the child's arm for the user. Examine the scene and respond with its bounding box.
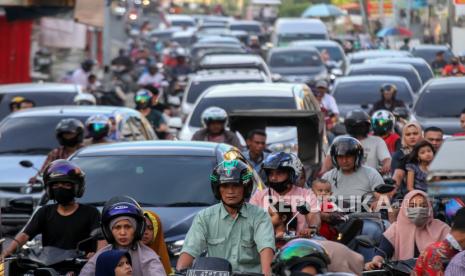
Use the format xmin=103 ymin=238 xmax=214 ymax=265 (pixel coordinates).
xmin=406 ymin=169 xmax=415 ymax=192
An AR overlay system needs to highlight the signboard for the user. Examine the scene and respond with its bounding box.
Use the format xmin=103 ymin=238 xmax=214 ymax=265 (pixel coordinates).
xmin=455 ymin=0 xmax=465 ymax=4
xmin=74 ymin=0 xmax=104 ymax=28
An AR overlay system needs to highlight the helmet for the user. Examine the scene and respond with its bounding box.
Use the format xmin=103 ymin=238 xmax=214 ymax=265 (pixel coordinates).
xmin=81 ymin=59 xmax=95 ymax=72
xmin=262 ymin=152 xmax=303 ymax=184
xmin=380 ymin=83 xmax=397 ymax=96
xmin=85 ymin=114 xmax=110 ymax=140
xmin=74 ymin=93 xmax=97 ymax=105
xmin=56 ymin=118 xmax=85 ymax=147
xmin=9 ymin=96 xmax=26 ymax=111
xmin=371 ymin=110 xmax=395 ymax=136
xmin=101 ymin=196 xmax=146 ymax=244
xmin=210 ymin=160 xmax=254 ymax=200
xmin=134 ymin=89 xmax=153 ymax=110
xmin=344 ymin=109 xmax=371 ymax=137
xmin=272 ymin=239 xmax=330 ymax=275
xmin=201 ymin=107 xmax=228 ymax=127
xmin=330 ymin=136 xmax=364 ymax=170
xmin=43 ymin=159 xmax=86 ymax=199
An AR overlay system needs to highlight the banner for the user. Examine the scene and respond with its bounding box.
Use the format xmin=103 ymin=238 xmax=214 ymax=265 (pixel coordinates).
xmin=74 ymin=0 xmax=104 ymax=28
xmin=40 ymin=17 xmax=86 ymax=49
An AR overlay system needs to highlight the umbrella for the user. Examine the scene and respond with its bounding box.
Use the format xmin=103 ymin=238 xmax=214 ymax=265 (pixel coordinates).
xmin=301 ymin=4 xmax=345 ymax=18
xmin=376 ymin=26 xmax=413 ymax=37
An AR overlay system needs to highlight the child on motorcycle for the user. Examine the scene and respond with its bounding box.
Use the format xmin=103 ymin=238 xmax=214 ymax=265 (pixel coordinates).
xmin=311 ymin=179 xmax=339 ymax=241
xmin=268 ymin=201 xmax=297 ymax=249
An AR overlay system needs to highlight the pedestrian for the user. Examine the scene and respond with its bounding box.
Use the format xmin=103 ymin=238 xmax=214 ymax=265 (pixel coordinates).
xmin=406 ymin=140 xmax=435 ymax=192
xmin=96 ymin=250 xmax=133 ymax=276
xmin=141 ymin=210 xmax=172 ymax=274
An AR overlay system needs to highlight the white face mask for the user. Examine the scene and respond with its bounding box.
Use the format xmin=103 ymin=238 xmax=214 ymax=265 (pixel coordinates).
xmin=447 ymin=234 xmax=463 ymax=251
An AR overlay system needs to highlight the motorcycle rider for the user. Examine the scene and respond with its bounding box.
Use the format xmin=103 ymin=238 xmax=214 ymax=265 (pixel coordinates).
xmin=137 ymin=65 xmax=164 ymax=87
xmin=321 ymin=109 xmax=391 ymax=174
xmin=177 ymin=160 xmax=275 ymax=274
xmin=250 ymin=152 xmax=320 ymax=235
xmin=442 ymin=57 xmax=465 ymax=76
xmin=431 ymin=51 xmax=448 ymax=76
xmin=192 ymin=107 xmax=242 ymax=148
xmin=29 ymin=118 xmax=85 ymax=184
xmin=169 ymin=49 xmax=191 ymax=78
xmin=248 ymin=35 xmax=262 ymax=56
xmin=321 ymin=136 xmax=385 ymax=199
xmin=271 ymin=239 xmax=330 ymax=276
xmin=72 ymin=59 xmax=95 ymax=88
xmin=80 ymin=196 xmax=166 ymax=276
xmin=370 ymin=84 xmax=406 ymax=114
xmin=134 ymin=88 xmax=168 ymax=139
xmin=84 ymin=115 xmax=112 ymax=145
xmin=371 ymin=110 xmax=400 ymax=155
xmin=111 ymin=49 xmax=134 ymax=76
xmin=1 ymin=160 xmax=101 ymax=260
xmin=243 ymin=129 xmax=269 ymax=177
xmin=74 ymin=93 xmax=97 ymax=106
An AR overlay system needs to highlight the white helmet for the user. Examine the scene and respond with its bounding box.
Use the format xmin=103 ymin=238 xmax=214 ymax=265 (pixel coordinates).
xmin=74 ymin=93 xmax=97 ymax=105
xmin=201 ymin=107 xmax=228 ymax=127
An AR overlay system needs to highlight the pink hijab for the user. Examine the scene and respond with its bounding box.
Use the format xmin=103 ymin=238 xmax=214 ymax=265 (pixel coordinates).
xmin=383 ymin=190 xmax=450 ymax=260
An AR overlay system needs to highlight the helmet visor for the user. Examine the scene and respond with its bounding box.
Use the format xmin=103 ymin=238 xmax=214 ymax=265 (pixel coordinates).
xmin=90 ymin=122 xmax=108 ymax=133
xmin=278 ymin=239 xmax=326 ymax=262
xmin=47 ymin=162 xmax=81 ymax=179
xmin=135 ymin=94 xmax=151 ymax=104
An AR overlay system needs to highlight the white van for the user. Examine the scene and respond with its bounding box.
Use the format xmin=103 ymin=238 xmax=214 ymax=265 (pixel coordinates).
xmin=272 ymin=18 xmax=329 ymax=47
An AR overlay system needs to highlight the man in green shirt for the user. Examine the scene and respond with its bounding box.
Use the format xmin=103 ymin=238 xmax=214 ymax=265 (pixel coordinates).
xmin=176 ymin=160 xmax=275 ymax=275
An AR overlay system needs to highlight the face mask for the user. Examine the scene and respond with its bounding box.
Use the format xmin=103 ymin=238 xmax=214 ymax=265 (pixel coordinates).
xmin=407 ymin=207 xmax=430 ymax=227
xmin=269 ymin=180 xmax=290 ymax=193
xmin=53 ymin=187 xmax=75 ymax=205
xmin=60 ymin=135 xmax=81 ymax=147
xmin=446 ymin=234 xmax=463 ymax=251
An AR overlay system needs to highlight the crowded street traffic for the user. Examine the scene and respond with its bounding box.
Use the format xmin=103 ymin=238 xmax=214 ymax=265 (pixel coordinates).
xmin=1 ymin=0 xmax=465 ymax=275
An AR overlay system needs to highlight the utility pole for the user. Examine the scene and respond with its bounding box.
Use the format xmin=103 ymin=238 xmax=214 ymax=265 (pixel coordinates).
xmin=103 ymin=0 xmax=112 ymax=66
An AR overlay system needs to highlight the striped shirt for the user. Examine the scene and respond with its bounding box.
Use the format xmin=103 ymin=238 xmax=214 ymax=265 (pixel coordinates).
xmin=445 ymin=250 xmax=465 ymax=276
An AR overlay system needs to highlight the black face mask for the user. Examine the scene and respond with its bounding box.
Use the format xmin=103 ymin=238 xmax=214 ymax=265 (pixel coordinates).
xmin=53 ymin=188 xmax=75 ymax=205
xmin=60 ymin=135 xmax=81 ymax=147
xmin=269 ymin=180 xmax=291 ymax=193
xmin=452 ymin=61 xmax=459 ymax=66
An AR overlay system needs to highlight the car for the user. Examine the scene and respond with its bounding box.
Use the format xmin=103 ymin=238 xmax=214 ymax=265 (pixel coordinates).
xmin=332 ymin=75 xmax=415 ymax=117
xmin=289 ymin=40 xmax=348 ymax=73
xmin=410 ymin=44 xmax=454 ymax=65
xmin=196 ymin=54 xmax=272 ymax=78
xmin=198 ymin=22 xmax=229 ymax=32
xmin=267 ymin=46 xmax=327 ymax=83
xmin=179 ymin=82 xmax=320 ymax=152
xmin=170 ymin=30 xmax=197 ymax=49
xmin=147 ymin=29 xmax=175 ymax=43
xmin=347 ymin=50 xmax=412 ymax=65
xmin=412 ymin=77 xmax=465 ymax=135
xmin=181 ymin=69 xmax=270 ymax=117
xmin=69 ymin=141 xmax=263 ymax=262
xmin=364 ymin=57 xmax=434 ymax=84
xmin=199 ymin=15 xmax=233 ymax=26
xmin=190 ymin=43 xmax=246 ymax=64
xmin=0 ymin=106 xmax=156 ymax=210
xmin=347 ymin=63 xmax=423 ymax=93
xmin=228 ymin=20 xmax=265 ymax=40
xmin=272 ymin=18 xmax=329 ymax=47
xmin=196 ymin=36 xmax=242 ymax=46
xmin=165 ymin=14 xmax=196 ymax=30
xmin=0 ymin=83 xmax=82 ymax=120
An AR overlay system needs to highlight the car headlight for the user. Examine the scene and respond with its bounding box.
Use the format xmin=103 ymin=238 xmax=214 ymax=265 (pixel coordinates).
xmin=168 ymin=239 xmax=185 ymax=256
xmin=268 ymin=141 xmax=298 ymax=154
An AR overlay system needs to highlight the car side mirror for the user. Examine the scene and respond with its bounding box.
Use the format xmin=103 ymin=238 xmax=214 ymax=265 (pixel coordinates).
xmin=355 ymin=235 xmax=376 ymax=248
xmin=271 ymin=73 xmax=282 ymax=82
xmin=9 ymin=197 xmax=34 ymax=214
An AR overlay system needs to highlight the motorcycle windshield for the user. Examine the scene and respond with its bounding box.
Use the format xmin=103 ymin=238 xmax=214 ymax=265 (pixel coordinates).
xmin=27 ymin=246 xmax=79 ymax=266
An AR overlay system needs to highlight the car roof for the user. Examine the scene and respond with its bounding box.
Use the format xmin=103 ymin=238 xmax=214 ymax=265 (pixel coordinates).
xmin=197 ymin=36 xmax=240 ymax=44
xmin=269 ymin=46 xmax=320 ymax=54
xmin=364 ymin=57 xmax=429 ymax=65
xmin=6 ymin=105 xmax=140 ymax=119
xmin=200 ymin=54 xmax=264 ymax=65
xmin=275 ymin=18 xmax=327 ymax=34
xmin=349 ymin=63 xmax=416 ymax=72
xmin=412 ymin=44 xmax=451 ymax=51
xmin=191 ymin=69 xmax=267 ymax=81
xmin=229 ymin=20 xmax=261 ymax=26
xmin=74 ymin=141 xmax=232 ymax=157
xmin=349 ymin=50 xmax=412 ymax=59
xmin=290 ymin=40 xmax=341 ymax=47
xmin=0 ymin=83 xmax=80 ymax=94
xmin=192 ymin=43 xmax=242 ymax=49
xmin=166 ymin=14 xmax=195 ymax=21
xmin=422 ymin=77 xmax=465 ymax=90
xmin=202 ymin=83 xmax=298 ymax=98
xmin=335 ymin=75 xmax=411 ymax=84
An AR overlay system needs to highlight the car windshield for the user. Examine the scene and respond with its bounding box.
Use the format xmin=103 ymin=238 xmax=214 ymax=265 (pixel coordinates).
xmin=190 ymin=96 xmax=296 ymax=127
xmin=0 ymin=116 xmax=87 ymax=155
xmin=0 ymin=92 xmax=76 ymax=120
xmin=171 ymin=20 xmax=195 ymax=27
xmin=73 ymin=155 xmax=217 ymax=206
xmin=415 ymin=87 xmax=465 ymax=118
xmin=333 ymin=81 xmax=413 ymax=105
xmin=278 ymin=34 xmax=327 ymax=46
xmin=412 ymin=48 xmax=454 ymax=65
xmin=313 ymin=46 xmax=344 ymax=62
xmin=187 ymin=79 xmax=263 ymax=103
xmin=230 ymin=24 xmax=261 ymax=33
xmin=348 ymin=68 xmax=422 ymax=93
xmin=270 ymin=51 xmax=322 ymax=67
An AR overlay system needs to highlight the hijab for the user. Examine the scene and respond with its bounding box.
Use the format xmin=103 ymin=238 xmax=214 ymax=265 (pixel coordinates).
xmin=383 ymin=190 xmax=450 ymax=260
xmin=96 ymin=250 xmax=131 ymax=276
xmin=143 ymin=210 xmax=173 ymax=274
xmin=400 ymin=122 xmax=423 ymax=153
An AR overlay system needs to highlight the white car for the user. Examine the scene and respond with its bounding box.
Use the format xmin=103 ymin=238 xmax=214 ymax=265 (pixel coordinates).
xmin=179 ymin=82 xmax=320 ymax=151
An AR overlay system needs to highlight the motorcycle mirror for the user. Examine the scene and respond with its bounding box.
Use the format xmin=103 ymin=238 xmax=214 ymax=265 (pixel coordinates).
xmin=90 ymin=228 xmax=104 ymax=240
xmin=392 ymin=107 xmax=409 ymax=119
xmin=296 ymin=202 xmax=310 ymax=215
xmin=355 ymin=235 xmax=376 ymax=248
xmin=374 ymin=183 xmax=396 ymax=194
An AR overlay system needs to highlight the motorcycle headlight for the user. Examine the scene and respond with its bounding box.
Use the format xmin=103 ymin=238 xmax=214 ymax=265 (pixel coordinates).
xmin=168 ymin=240 xmax=185 ymax=256
xmin=268 ymin=140 xmax=298 ymax=154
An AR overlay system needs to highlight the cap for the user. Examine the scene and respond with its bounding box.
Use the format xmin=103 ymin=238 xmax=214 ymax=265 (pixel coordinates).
xmin=316 ymin=80 xmax=328 ymax=89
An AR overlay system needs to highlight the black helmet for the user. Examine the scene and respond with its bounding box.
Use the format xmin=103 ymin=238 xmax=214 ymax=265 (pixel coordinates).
xmin=262 ymin=152 xmax=303 ymax=184
xmin=272 ymin=239 xmax=330 ymax=275
xmin=43 ymin=159 xmax=86 ymax=199
xmin=85 ymin=115 xmax=110 ymax=140
xmin=81 ymin=59 xmax=95 ymax=72
xmin=380 ymin=83 xmax=397 ymax=96
xmin=330 ymin=136 xmax=364 ymax=170
xmin=101 ymin=196 xmax=146 ymax=244
xmin=134 ymin=89 xmax=153 ymax=110
xmin=210 ymin=160 xmax=254 ymax=200
xmin=344 ymin=109 xmax=371 ymax=137
xmin=56 ymin=118 xmax=85 ymax=147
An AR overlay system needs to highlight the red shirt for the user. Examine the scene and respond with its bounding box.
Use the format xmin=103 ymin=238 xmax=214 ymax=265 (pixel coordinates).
xmin=453 ymin=132 xmax=465 ymax=137
xmin=383 ymin=132 xmax=400 ymax=155
xmin=442 ymin=64 xmax=465 ymax=76
xmin=319 ymin=201 xmax=338 ymax=241
xmin=414 ymin=239 xmax=459 ymax=276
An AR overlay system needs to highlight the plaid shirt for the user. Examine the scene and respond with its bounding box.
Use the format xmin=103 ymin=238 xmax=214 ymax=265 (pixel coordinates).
xmin=39 ymin=146 xmax=82 ymax=173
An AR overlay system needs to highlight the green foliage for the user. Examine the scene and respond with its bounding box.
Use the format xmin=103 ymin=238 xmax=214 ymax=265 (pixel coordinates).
xmin=279 ymin=0 xmax=310 ymax=17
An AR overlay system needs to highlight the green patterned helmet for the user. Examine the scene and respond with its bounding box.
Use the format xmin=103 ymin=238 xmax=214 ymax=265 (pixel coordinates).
xmin=210 ymin=160 xmax=254 ymax=200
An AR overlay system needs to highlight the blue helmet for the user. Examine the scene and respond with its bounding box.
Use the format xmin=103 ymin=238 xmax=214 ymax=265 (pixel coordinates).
xmin=262 ymin=152 xmax=303 ymax=184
